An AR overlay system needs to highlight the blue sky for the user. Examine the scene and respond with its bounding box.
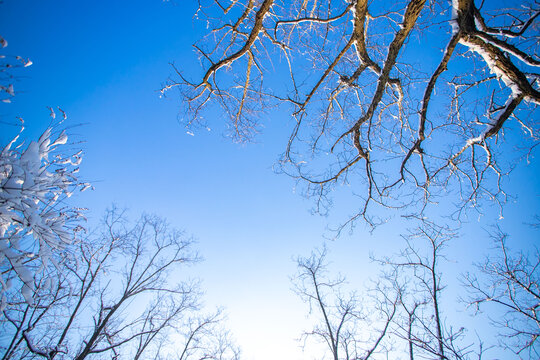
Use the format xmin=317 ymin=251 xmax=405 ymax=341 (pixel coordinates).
xmin=2 ymin=1 xmax=539 ymax=359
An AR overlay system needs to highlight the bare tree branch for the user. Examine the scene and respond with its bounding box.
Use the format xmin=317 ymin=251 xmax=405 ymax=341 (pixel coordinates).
xmin=170 ymin=0 xmax=540 ymax=229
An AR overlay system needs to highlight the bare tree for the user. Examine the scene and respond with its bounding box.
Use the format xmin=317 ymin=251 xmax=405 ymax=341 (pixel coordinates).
xmin=294 ymin=219 xmax=527 ymax=359
xmin=377 ymin=219 xmax=481 ymax=360
xmin=463 ymin=227 xmax=540 ymax=358
xmin=165 ymin=0 xmax=539 ymax=227
xmin=0 ymin=209 xmax=240 ymax=360
xmin=293 ymin=247 xmax=399 ymax=359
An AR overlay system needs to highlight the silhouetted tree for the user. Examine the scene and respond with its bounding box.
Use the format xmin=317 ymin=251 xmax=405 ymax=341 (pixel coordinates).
xmin=0 ymin=209 xmax=240 ymax=360
xmin=464 ymin=227 xmax=540 ymax=358
xmin=293 ymin=219 xmax=500 ymax=359
xmin=293 ymin=247 xmax=399 ymax=359
xmin=377 ymin=219 xmax=478 ymax=359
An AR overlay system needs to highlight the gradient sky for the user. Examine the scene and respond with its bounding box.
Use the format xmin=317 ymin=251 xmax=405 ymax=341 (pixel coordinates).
xmin=1 ymin=1 xmax=539 ymax=359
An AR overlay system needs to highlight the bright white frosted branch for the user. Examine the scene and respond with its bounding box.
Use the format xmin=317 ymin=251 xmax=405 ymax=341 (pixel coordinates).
xmin=0 ymin=117 xmax=90 ymax=309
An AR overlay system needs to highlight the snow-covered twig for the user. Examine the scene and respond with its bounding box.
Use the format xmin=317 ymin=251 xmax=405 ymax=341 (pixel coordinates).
xmin=0 ymin=117 xmax=90 ymax=310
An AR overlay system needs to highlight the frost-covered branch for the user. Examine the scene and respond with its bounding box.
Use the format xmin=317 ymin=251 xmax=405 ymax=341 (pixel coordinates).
xmin=0 ymin=116 xmax=89 ymax=309
xmin=0 ymin=35 xmax=32 ymax=104
xmin=172 ymin=0 xmax=540 ymax=229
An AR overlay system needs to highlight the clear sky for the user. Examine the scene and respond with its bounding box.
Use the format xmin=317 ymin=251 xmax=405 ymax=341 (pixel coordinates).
xmin=1 ymin=1 xmax=539 ymax=359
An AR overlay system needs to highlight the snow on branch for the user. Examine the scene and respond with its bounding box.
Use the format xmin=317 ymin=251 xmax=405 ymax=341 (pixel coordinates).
xmin=0 ymin=115 xmax=90 ymax=310
xmin=173 ymin=0 xmax=539 ymax=230
xmin=0 ymin=35 xmax=32 ymax=104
